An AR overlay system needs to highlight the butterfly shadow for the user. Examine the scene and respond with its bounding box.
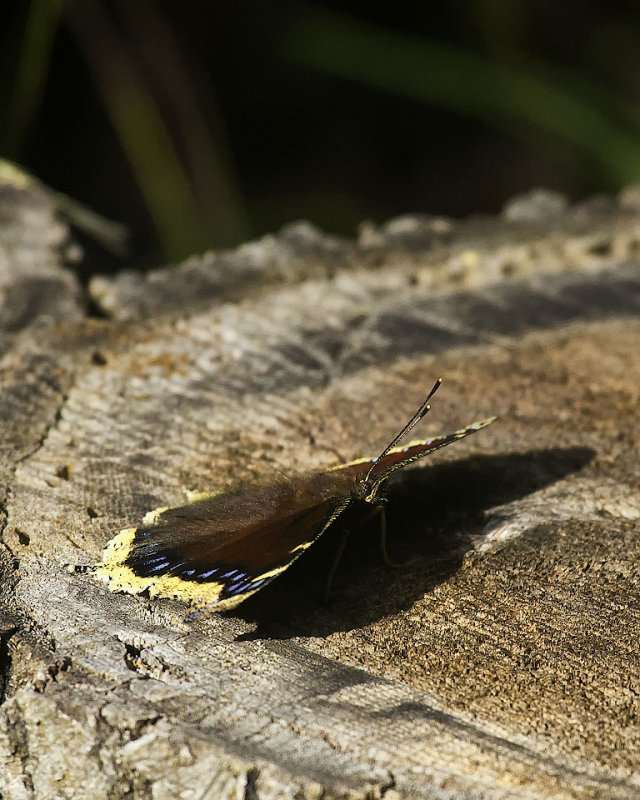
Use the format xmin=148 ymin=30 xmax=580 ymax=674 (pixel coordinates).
xmin=233 ymin=446 xmax=595 ymax=640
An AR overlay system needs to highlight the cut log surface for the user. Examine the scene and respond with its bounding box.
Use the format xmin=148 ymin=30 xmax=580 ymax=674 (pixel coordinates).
xmin=1 ymin=175 xmax=639 ymax=799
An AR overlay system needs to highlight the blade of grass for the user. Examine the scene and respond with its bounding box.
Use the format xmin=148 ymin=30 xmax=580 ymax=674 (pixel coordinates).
xmin=65 ymin=0 xmax=210 ymax=260
xmin=280 ymin=5 xmax=640 ymax=187
xmin=115 ymin=0 xmax=250 ymax=248
xmin=5 ymin=0 xmax=65 ymax=156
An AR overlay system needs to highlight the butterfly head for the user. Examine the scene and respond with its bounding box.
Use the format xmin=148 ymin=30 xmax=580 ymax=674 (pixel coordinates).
xmin=352 ymin=466 xmax=382 ymax=504
xmin=354 ymin=378 xmax=443 ymax=501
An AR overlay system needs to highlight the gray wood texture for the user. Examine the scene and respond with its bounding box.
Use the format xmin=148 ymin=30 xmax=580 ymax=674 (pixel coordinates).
xmin=1 ymin=172 xmax=639 ymax=799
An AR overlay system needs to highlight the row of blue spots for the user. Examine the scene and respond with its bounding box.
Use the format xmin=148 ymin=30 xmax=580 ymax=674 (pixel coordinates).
xmin=136 ymin=557 xmax=261 ymax=591
xmin=143 ymin=559 xmax=224 ymax=580
xmin=194 ymin=566 xmax=244 ymax=581
xmin=171 ymin=565 xmax=251 ymax=586
xmin=231 ymin=576 xmax=268 ymax=595
xmin=220 ymin=571 xmax=267 ymax=597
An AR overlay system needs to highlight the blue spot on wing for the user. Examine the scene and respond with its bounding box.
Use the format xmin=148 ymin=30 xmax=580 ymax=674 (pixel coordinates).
xmin=225 ymin=576 xmax=250 ymax=591
xmin=143 ymin=555 xmax=169 ymax=566
xmin=198 ymin=568 xmax=219 ymax=580
xmin=145 ymin=562 xmax=171 ymax=574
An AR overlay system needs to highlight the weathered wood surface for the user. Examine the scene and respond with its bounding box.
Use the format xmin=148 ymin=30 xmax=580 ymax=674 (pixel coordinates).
xmin=1 ymin=175 xmax=639 ymax=800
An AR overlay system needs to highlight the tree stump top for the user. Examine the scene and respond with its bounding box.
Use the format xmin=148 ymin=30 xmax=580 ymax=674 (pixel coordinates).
xmin=1 ymin=173 xmax=639 ymax=799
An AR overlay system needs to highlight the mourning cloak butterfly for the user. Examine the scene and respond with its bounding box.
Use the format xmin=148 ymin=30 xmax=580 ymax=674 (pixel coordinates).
xmin=71 ymin=379 xmax=495 ymax=618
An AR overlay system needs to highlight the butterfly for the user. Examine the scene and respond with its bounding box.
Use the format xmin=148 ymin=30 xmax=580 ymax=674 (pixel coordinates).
xmin=71 ymin=379 xmax=495 ymax=618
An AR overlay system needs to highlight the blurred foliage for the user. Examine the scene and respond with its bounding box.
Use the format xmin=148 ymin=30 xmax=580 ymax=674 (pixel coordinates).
xmin=2 ymin=0 xmax=640 ymax=269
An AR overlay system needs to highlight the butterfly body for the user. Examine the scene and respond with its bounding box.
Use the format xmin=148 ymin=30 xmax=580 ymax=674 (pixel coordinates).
xmin=72 ymin=383 xmax=495 ymax=617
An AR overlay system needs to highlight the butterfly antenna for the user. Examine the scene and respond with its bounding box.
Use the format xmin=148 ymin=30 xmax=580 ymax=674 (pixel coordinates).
xmin=363 ymin=378 xmax=442 ymax=485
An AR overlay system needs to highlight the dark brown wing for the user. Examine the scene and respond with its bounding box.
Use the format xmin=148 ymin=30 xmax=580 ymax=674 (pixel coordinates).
xmin=73 ymin=418 xmax=495 ymax=615
xmin=332 ymin=417 xmax=496 ymax=491
xmin=73 ymin=474 xmax=354 ymax=615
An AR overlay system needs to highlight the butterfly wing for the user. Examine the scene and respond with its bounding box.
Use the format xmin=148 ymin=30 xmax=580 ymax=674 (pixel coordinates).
xmin=73 ymin=416 xmax=495 ymax=615
xmin=332 ymin=417 xmax=496 ymax=490
xmin=74 ymin=478 xmax=352 ymax=616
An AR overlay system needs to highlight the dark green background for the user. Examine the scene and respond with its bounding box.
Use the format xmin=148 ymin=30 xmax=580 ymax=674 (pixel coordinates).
xmin=3 ymin=1 xmax=640 ymax=269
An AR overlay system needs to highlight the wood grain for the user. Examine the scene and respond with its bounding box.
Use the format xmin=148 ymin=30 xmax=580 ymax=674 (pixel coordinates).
xmin=1 ymin=175 xmax=639 ymax=799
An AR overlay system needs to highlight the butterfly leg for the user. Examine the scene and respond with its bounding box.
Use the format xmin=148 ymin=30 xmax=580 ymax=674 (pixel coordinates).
xmin=324 ymin=502 xmax=400 ymax=603
xmin=373 ymin=502 xmax=401 ymax=568
xmin=324 ymin=527 xmax=351 ymax=604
